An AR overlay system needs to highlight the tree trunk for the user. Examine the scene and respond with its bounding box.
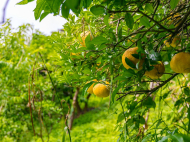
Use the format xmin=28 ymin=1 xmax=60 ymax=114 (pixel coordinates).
xmin=84 ymin=93 xmax=91 ymax=112
xmin=69 ymin=87 xmax=81 ymax=130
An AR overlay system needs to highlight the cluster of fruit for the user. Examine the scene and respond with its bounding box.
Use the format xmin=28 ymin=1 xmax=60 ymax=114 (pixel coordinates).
xmin=122 ymin=46 xmax=190 ymax=80
xmin=87 ymin=79 xmax=110 ymax=98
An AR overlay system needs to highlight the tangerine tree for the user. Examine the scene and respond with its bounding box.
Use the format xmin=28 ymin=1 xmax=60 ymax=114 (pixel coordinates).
xmin=10 ymin=0 xmax=190 ymax=141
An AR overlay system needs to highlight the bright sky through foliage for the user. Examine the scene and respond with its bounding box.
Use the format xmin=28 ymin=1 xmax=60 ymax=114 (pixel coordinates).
xmin=0 ymin=0 xmax=66 ymax=35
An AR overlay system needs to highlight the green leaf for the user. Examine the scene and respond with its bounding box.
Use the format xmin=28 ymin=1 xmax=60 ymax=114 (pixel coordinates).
xmin=170 ymin=0 xmax=180 ymax=10
xmin=82 ymin=67 xmax=91 ymax=74
xmin=140 ymin=16 xmax=150 ymax=27
xmin=65 ymin=0 xmax=80 ymax=10
xmin=118 ymin=27 xmax=122 ymax=40
xmin=140 ymin=116 xmax=145 ymax=124
xmin=65 ymin=0 xmax=80 ymax=14
xmin=46 ymin=0 xmax=63 ymax=14
xmin=125 ymin=57 xmax=136 ymax=69
xmin=175 ymin=99 xmax=184 ymax=108
xmin=184 ymin=87 xmax=190 ymax=96
xmin=61 ymin=3 xmax=70 ymax=19
xmin=117 ymin=112 xmax=126 ymax=123
xmin=188 ymin=106 xmax=190 ymax=132
xmin=112 ymin=81 xmax=128 ymax=103
xmin=104 ymin=14 xmax=109 ymax=26
xmin=158 ymin=136 xmax=169 ymax=142
xmin=137 ymin=40 xmax=142 ymax=49
xmin=145 ymin=3 xmax=154 ymax=13
xmin=132 ymin=54 xmax=139 ymax=59
xmin=83 ymin=0 xmax=92 ymax=8
xmin=142 ymin=134 xmax=152 ymax=142
xmin=90 ymin=5 xmax=105 ymax=15
xmin=40 ymin=12 xmax=49 ymax=21
xmin=62 ymin=127 xmax=66 ymax=142
xmin=170 ymin=134 xmax=184 ymax=142
xmin=17 ymin=0 xmax=34 ymax=5
xmin=34 ymin=0 xmax=46 ymax=20
xmin=186 ymin=97 xmax=190 ymax=103
xmin=177 ymin=134 xmax=190 ymax=142
xmin=125 ymin=13 xmax=134 ymax=29
xmin=143 ymin=97 xmax=156 ymax=109
xmin=82 ymin=81 xmax=94 ymax=96
xmin=90 ymin=36 xmax=108 ymax=44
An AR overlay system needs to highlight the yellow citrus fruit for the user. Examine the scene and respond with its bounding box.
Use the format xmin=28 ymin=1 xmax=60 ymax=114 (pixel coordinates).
xmin=93 ymin=81 xmax=110 ymax=97
xmin=80 ymin=31 xmax=92 ymax=47
xmin=164 ymin=35 xmax=181 ymax=48
xmin=122 ymin=47 xmax=145 ymax=70
xmin=87 ymin=79 xmax=98 ymax=94
xmin=145 ymin=62 xmax=165 ymax=79
xmin=170 ymin=52 xmax=190 ymax=73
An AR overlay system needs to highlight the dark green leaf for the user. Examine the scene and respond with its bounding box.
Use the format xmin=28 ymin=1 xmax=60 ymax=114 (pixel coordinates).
xmin=184 ymin=87 xmax=190 ymax=96
xmin=143 ymin=97 xmax=156 ymax=109
xmin=125 ymin=57 xmax=136 ymax=69
xmin=140 ymin=16 xmax=150 ymax=27
xmin=170 ymin=0 xmax=180 ymax=9
xmin=90 ymin=5 xmax=105 ymax=15
xmin=140 ymin=116 xmax=145 ymax=124
xmin=175 ymin=99 xmax=184 ymax=108
xmin=65 ymin=0 xmax=80 ymax=9
xmin=61 ymin=3 xmax=70 ymax=19
xmin=188 ymin=106 xmax=190 ymax=132
xmin=132 ymin=54 xmax=139 ymax=59
xmin=83 ymin=0 xmax=92 ymax=8
xmin=118 ymin=27 xmax=122 ymax=40
xmin=125 ymin=13 xmax=134 ymax=29
xmin=186 ymin=97 xmax=190 ymax=103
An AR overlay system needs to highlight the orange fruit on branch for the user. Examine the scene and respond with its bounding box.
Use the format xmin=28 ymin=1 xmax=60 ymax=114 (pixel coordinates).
xmin=93 ymin=81 xmax=110 ymax=98
xmin=145 ymin=62 xmax=165 ymax=79
xmin=170 ymin=52 xmax=190 ymax=73
xmin=122 ymin=47 xmax=145 ymax=70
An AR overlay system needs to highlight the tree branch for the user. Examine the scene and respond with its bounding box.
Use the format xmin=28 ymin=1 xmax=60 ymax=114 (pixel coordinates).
xmin=0 ymin=0 xmax=10 ymax=24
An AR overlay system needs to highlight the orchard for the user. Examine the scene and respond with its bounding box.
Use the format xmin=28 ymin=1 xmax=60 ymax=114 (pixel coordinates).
xmin=1 ymin=0 xmax=190 ymax=141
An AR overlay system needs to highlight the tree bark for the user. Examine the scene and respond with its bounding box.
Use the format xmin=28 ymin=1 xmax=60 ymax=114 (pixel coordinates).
xmin=84 ymin=93 xmax=91 ymax=112
xmin=69 ymin=87 xmax=81 ymax=130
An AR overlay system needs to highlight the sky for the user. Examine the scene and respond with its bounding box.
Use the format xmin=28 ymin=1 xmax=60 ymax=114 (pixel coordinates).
xmin=0 ymin=0 xmax=67 ymax=35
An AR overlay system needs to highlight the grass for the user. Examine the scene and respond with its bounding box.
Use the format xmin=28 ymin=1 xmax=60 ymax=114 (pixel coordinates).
xmin=25 ymin=95 xmax=120 ymax=142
